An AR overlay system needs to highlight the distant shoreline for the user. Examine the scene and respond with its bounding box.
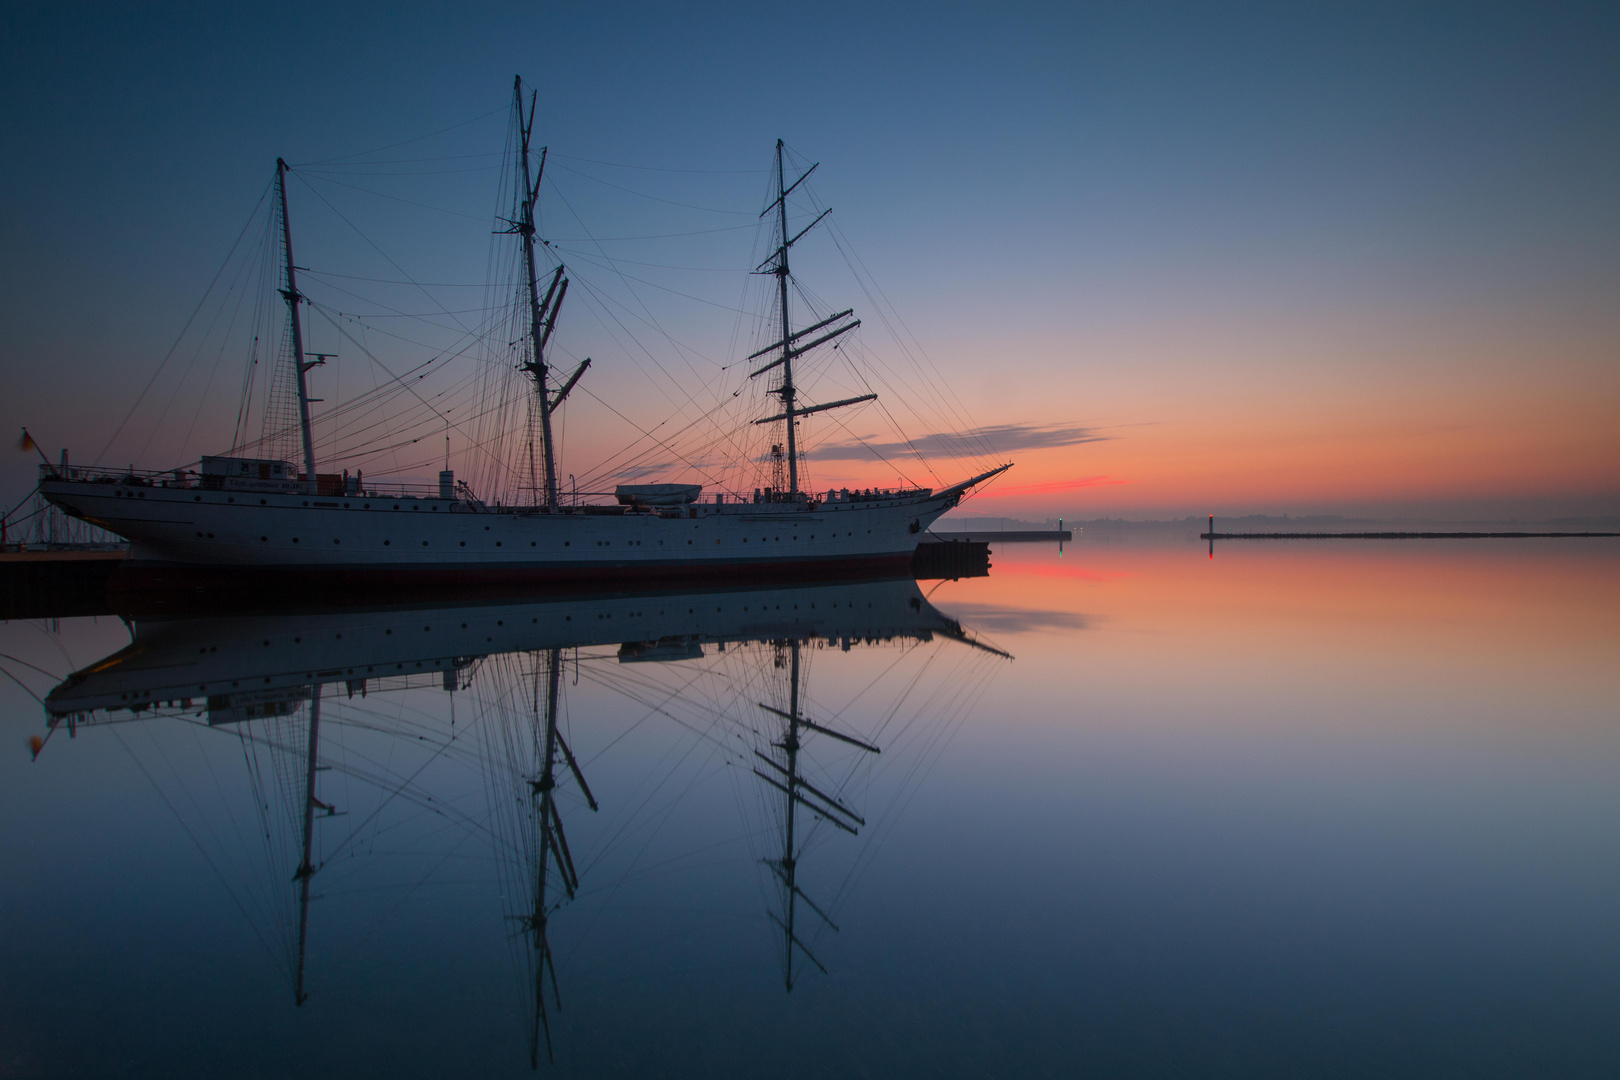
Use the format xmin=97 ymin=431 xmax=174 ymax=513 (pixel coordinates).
xmin=1201 ymin=531 xmax=1620 ymax=540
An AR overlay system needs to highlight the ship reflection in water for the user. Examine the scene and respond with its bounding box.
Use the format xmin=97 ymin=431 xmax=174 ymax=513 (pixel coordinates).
xmin=40 ymin=573 xmax=1009 ymax=1069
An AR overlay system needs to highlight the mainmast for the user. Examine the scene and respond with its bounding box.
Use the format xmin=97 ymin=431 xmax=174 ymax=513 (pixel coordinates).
xmin=276 ymin=160 xmax=322 ymax=492
xmin=512 ymin=76 xmax=570 ymax=510
xmin=522 ymin=646 xmax=596 ymax=1067
xmin=750 ymin=144 xmax=869 ymax=499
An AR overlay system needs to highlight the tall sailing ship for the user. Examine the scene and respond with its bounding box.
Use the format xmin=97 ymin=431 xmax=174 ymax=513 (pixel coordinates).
xmin=38 ymin=78 xmax=1008 ymax=585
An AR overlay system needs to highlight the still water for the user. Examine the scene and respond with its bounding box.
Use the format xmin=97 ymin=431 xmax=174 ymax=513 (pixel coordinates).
xmin=3 ymin=536 xmax=1618 ymax=1078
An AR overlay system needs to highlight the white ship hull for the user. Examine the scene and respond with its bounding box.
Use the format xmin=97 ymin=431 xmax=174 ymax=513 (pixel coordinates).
xmin=41 ymin=476 xmax=961 ymax=585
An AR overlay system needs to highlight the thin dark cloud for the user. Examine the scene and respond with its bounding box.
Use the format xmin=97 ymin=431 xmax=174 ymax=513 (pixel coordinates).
xmin=808 ymin=423 xmax=1110 ymax=462
xmin=944 ymin=603 xmax=1090 ymax=635
xmin=611 ymin=463 xmax=682 ymax=480
xmin=609 ymin=461 xmax=725 ymax=481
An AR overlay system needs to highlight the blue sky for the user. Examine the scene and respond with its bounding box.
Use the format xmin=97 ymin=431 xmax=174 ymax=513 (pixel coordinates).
xmin=3 ymin=1 xmax=1616 ymax=519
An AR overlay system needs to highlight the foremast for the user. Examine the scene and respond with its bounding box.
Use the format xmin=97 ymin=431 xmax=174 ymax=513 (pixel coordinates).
xmin=750 ymin=142 xmax=871 ymax=499
xmin=754 ymin=638 xmax=877 ymax=990
xmin=293 ymin=686 xmax=323 ymax=1005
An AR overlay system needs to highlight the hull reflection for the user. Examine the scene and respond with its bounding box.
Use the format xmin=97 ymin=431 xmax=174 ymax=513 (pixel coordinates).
xmin=48 ymin=580 xmax=988 ymax=718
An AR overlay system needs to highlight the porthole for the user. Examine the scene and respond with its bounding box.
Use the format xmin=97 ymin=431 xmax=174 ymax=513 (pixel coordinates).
xmin=383 ymin=540 xmax=391 ymax=546
xmin=496 ymin=541 xmax=502 ymax=547
xmin=194 ymin=495 xmax=201 ymax=502
xmin=422 ymin=540 xmax=428 ymax=546
xmin=459 ymin=541 xmax=466 ymax=547
xmin=260 ymin=536 xmax=268 ymax=542
xmin=292 ymin=537 xmax=300 ymax=544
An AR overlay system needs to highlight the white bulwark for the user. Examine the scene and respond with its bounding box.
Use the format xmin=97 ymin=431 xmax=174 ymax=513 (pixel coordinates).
xmin=38 ymin=466 xmax=1003 ymax=584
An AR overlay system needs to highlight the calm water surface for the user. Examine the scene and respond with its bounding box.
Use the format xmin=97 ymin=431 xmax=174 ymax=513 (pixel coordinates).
xmin=3 ymin=536 xmax=1618 ymax=1078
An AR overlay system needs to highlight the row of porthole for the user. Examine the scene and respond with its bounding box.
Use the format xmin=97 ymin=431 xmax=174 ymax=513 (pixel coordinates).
xmin=190 ymin=598 xmax=851 ymax=661
xmin=244 ymin=617 xmax=542 ymax=647
xmin=241 ymin=530 xmax=867 ymax=546
xmin=186 ymin=494 xmax=444 ymax=512
xmin=187 ymin=657 xmax=438 ymax=694
xmin=204 ymin=601 xmax=849 ymax=659
xmin=742 ymin=532 xmax=865 ymax=541
xmin=247 ymin=535 xmax=861 ymax=547
xmin=259 ymin=537 xmax=537 ymax=547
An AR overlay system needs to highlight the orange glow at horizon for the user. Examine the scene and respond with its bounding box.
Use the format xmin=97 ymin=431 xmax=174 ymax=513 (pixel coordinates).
xmin=928 ymin=540 xmax=1620 ymax=737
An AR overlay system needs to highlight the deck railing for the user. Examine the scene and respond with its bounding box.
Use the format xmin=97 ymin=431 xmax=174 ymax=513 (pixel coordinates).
xmin=38 ymin=464 xmax=931 ymax=510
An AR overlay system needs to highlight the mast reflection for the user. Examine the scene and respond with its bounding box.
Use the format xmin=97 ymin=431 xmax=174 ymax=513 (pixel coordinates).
xmin=42 ymin=574 xmax=1007 ymax=1066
